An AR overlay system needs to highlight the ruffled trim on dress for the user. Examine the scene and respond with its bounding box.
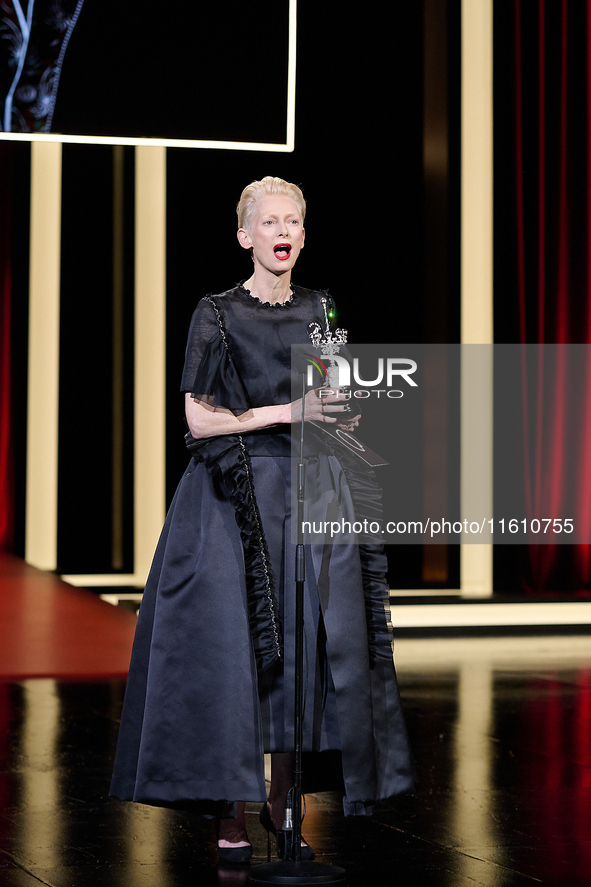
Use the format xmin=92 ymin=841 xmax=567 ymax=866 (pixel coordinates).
xmin=185 ymin=432 xmax=283 ymax=673
xmin=319 ymin=436 xmax=394 ymax=667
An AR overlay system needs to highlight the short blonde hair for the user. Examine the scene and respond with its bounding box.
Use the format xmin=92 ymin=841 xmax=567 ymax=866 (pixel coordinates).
xmin=237 ymin=176 xmax=306 ymax=231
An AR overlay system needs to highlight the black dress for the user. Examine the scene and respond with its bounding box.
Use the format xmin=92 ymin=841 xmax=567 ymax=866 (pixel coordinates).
xmin=110 ymin=283 xmax=415 ymax=815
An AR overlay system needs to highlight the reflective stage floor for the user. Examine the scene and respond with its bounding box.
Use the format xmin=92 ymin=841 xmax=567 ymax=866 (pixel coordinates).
xmin=1 ymin=634 xmax=590 ymax=887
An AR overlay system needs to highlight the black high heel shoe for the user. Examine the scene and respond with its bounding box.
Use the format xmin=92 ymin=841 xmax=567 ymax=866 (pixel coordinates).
xmin=215 ymin=820 xmax=253 ymax=863
xmin=216 ymin=842 xmax=253 ymax=863
xmin=259 ymin=802 xmax=315 ymax=861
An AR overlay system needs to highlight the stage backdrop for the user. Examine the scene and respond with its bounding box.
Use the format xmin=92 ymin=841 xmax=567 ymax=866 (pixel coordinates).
xmin=3 ymin=4 xmax=447 ymax=592
xmin=494 ymin=0 xmax=591 ymax=593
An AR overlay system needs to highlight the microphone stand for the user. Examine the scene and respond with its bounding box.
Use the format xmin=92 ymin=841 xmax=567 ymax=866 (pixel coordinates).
xmin=247 ymin=375 xmax=346 ymax=886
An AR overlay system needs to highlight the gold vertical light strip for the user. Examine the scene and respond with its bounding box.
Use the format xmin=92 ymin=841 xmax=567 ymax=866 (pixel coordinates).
xmin=134 ymin=146 xmax=167 ymax=585
xmin=460 ymin=0 xmax=494 ymax=597
xmin=26 ymin=141 xmax=62 ymax=571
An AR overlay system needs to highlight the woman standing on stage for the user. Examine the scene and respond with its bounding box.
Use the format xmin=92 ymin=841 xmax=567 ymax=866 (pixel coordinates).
xmin=110 ymin=176 xmax=415 ymax=862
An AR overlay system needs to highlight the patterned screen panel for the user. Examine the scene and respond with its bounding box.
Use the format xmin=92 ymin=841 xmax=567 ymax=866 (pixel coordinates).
xmin=0 ymin=0 xmax=295 ymax=146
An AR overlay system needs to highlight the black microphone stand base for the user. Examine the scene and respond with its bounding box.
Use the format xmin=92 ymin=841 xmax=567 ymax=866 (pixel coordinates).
xmin=247 ymin=859 xmax=347 ymax=886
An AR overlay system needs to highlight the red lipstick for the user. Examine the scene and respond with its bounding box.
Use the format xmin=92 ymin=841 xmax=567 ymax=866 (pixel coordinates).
xmin=273 ymin=243 xmax=292 ymax=260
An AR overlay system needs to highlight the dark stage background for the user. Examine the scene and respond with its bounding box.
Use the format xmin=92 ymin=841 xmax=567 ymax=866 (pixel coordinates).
xmin=4 ymin=2 xmax=464 ymax=590
xmin=21 ymin=2 xmax=591 ymax=595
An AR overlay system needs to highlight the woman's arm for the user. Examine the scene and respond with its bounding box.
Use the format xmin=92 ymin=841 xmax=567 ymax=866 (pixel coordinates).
xmin=185 ymin=388 xmax=353 ymax=440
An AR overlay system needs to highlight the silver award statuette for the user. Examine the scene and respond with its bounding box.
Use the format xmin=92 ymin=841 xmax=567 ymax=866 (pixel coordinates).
xmin=307 ymin=299 xmax=389 ymax=467
xmin=307 ymin=297 xmax=348 ymax=387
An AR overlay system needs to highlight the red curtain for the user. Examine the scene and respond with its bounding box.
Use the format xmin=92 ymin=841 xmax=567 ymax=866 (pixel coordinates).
xmin=507 ymin=0 xmax=591 ymax=591
xmin=0 ymin=143 xmax=14 ymax=551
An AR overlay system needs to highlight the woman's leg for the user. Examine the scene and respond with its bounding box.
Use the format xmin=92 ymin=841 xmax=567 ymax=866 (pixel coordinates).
xmin=217 ymin=801 xmax=250 ymax=847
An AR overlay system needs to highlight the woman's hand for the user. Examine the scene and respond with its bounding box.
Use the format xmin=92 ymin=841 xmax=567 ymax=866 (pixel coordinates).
xmin=292 ymin=387 xmax=360 ymax=425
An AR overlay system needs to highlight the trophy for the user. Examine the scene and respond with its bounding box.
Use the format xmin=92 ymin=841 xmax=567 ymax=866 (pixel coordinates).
xmin=306 ymin=298 xmax=388 ymax=467
xmin=307 ymin=297 xmax=348 ymax=388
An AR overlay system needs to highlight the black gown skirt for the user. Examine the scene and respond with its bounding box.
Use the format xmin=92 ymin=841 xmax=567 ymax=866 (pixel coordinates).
xmin=110 ymin=284 xmax=415 ymax=814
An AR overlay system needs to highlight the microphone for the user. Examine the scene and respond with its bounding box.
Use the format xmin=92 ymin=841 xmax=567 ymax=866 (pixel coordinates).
xmin=277 ymin=789 xmax=294 ymax=860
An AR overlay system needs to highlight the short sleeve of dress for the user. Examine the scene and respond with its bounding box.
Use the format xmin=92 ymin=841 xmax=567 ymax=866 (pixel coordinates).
xmin=180 ymin=299 xmax=218 ymax=392
xmin=180 ymin=296 xmax=252 ymax=415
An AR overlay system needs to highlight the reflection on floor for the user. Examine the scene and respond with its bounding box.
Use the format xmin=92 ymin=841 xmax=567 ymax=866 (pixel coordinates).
xmin=0 ymin=635 xmax=590 ymax=886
